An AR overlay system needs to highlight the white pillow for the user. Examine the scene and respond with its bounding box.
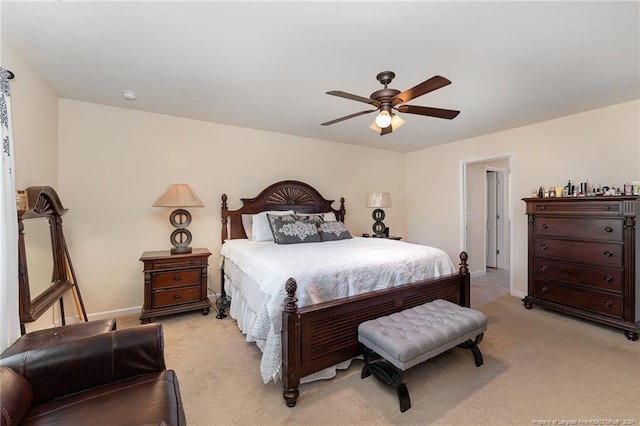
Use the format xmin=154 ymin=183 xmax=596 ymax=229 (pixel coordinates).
xmin=241 ymin=214 xmax=254 ymax=239
xmin=251 ymin=210 xmax=294 ymax=241
xmin=323 ymin=212 xmax=337 ymax=222
xmin=293 ymin=211 xmax=338 ymax=222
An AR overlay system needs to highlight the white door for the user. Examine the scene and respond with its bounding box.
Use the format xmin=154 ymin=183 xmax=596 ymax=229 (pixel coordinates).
xmin=486 ymin=171 xmax=498 ymax=268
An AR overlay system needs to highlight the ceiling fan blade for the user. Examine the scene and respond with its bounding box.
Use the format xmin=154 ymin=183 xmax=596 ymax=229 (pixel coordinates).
xmin=395 ymin=105 xmax=460 ymax=120
xmin=321 ymin=109 xmax=377 ymax=126
xmin=392 ymin=76 xmax=451 ymax=105
xmin=327 ymin=90 xmax=380 ymax=107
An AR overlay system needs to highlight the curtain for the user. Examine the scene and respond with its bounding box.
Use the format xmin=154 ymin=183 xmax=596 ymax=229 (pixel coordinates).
xmin=0 ymin=67 xmax=20 ymax=352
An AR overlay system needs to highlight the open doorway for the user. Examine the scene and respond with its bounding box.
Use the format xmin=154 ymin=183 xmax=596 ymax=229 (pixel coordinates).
xmin=461 ymin=155 xmax=513 ymax=307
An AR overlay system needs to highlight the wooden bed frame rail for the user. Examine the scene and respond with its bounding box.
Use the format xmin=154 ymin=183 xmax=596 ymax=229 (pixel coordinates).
xmin=282 ymin=252 xmax=470 ymax=407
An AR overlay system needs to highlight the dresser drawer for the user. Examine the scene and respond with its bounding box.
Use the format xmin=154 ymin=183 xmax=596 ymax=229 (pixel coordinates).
xmin=534 ymin=238 xmax=623 ymax=267
xmin=534 ymin=280 xmax=623 ymax=318
xmin=528 ymin=200 xmax=627 ymax=216
xmin=152 ymin=286 xmax=201 ymax=308
xmin=153 ymin=269 xmax=201 ymax=289
xmin=535 ymin=217 xmax=622 ymax=242
xmin=534 ymin=257 xmax=623 ymax=292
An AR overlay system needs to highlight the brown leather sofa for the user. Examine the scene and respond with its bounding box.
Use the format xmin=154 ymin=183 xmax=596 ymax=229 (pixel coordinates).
xmin=0 ymin=323 xmax=186 ymax=425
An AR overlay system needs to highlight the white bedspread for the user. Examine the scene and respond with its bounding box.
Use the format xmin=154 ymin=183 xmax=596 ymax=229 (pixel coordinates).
xmin=220 ymin=237 xmax=456 ymax=383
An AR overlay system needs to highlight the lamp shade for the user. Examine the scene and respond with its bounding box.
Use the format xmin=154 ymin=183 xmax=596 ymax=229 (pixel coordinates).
xmin=153 ymin=184 xmax=204 ymax=208
xmin=365 ymin=192 xmax=391 ymax=208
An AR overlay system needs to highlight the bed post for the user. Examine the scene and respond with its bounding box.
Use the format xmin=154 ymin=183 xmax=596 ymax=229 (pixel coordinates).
xmin=459 ymin=251 xmax=471 ymax=308
xmin=338 ymin=197 xmax=346 ymax=222
xmin=221 ymin=194 xmax=229 ymax=242
xmin=282 ymin=278 xmax=301 ymax=407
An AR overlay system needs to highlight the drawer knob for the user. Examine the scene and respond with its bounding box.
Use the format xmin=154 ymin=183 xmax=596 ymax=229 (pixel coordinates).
xmin=174 ymin=294 xmax=181 ymax=299
xmin=604 ymin=226 xmax=613 ymax=233
xmin=540 ymin=265 xmax=549 ymax=271
xmin=604 ymin=276 xmax=613 ymax=283
xmin=605 ymin=301 xmax=612 ymax=308
xmin=540 ymin=244 xmax=549 ymax=250
xmin=540 ymin=206 xmax=546 ymax=210
xmin=604 ymin=251 xmax=613 ymax=258
xmin=541 ymin=224 xmax=548 ymax=230
xmin=541 ymin=286 xmax=549 ymax=293
xmin=605 ymin=205 xmax=611 ymax=211
xmin=173 ymin=276 xmax=181 ymax=281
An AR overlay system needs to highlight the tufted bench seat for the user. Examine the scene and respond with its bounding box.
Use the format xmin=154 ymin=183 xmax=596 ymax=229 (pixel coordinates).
xmin=357 ymin=299 xmax=487 ymax=412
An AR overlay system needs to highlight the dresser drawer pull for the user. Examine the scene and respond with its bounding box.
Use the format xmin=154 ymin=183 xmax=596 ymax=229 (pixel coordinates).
xmin=540 ymin=265 xmax=549 ymax=271
xmin=604 ymin=301 xmax=612 ymax=308
xmin=540 ymin=206 xmax=546 ymax=210
xmin=604 ymin=276 xmax=613 ymax=283
xmin=540 ymin=224 xmax=548 ymax=230
xmin=541 ymin=286 xmax=549 ymax=293
xmin=540 ymin=244 xmax=548 ymax=250
xmin=604 ymin=251 xmax=613 ymax=258
xmin=174 ymin=294 xmax=181 ymax=299
xmin=604 ymin=226 xmax=613 ymax=233
xmin=605 ymin=206 xmax=611 ymax=211
xmin=173 ymin=276 xmax=181 ymax=281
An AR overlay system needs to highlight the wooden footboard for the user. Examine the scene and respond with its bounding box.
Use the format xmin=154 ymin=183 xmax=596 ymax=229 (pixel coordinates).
xmin=282 ymin=251 xmax=470 ymax=407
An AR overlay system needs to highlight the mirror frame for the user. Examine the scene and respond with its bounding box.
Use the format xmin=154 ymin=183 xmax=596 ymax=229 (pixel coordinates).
xmin=17 ymin=186 xmax=87 ymax=332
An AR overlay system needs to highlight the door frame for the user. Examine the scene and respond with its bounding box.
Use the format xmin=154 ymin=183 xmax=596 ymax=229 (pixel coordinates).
xmin=459 ymin=154 xmax=514 ymax=296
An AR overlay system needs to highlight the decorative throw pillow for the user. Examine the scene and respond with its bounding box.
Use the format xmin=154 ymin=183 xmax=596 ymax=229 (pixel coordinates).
xmin=294 ymin=213 xmax=325 ymax=223
xmin=268 ymin=215 xmax=321 ymax=244
xmin=251 ymin=210 xmax=295 ymax=241
xmin=318 ymin=221 xmax=352 ymax=241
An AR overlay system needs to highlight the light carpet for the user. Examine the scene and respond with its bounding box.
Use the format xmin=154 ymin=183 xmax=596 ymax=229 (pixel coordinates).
xmin=118 ymin=294 xmax=640 ymax=426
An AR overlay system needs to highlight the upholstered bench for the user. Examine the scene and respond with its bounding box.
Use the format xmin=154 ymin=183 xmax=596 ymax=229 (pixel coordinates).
xmin=357 ymin=299 xmax=487 ymax=412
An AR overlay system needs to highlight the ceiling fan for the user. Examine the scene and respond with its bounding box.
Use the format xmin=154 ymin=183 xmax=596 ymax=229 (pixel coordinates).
xmin=321 ymin=71 xmax=460 ymax=135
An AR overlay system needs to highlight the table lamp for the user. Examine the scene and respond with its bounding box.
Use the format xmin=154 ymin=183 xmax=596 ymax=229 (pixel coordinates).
xmin=153 ymin=183 xmax=204 ymax=254
xmin=366 ymin=192 xmax=391 ymax=237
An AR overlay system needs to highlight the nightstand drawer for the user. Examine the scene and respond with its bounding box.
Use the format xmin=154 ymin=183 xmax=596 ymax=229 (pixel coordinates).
xmin=535 ymin=217 xmax=622 ymax=241
xmin=534 ymin=238 xmax=622 ymax=267
xmin=153 ymin=269 xmax=201 ymax=289
xmin=534 ymin=258 xmax=623 ymax=292
xmin=534 ymin=280 xmax=623 ymax=318
xmin=152 ymin=286 xmax=201 ymax=308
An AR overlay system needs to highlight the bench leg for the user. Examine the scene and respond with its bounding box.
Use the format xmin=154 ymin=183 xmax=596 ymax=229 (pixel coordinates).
xmin=361 ymin=345 xmax=411 ymax=412
xmin=457 ymin=333 xmax=484 ymax=367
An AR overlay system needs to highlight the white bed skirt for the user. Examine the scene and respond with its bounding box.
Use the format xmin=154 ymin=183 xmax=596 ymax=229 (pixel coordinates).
xmin=223 ymin=259 xmax=353 ymax=384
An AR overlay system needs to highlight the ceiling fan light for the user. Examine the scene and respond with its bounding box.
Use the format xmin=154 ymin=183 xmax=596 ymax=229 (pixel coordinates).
xmin=369 ymin=122 xmax=382 ymax=133
xmin=374 ymin=110 xmax=392 ymax=128
xmin=390 ymin=113 xmax=405 ymax=130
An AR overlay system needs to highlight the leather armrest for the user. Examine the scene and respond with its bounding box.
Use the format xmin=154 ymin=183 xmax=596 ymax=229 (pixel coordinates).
xmin=0 ymin=324 xmax=165 ymax=405
xmin=0 ymin=367 xmax=33 ymax=426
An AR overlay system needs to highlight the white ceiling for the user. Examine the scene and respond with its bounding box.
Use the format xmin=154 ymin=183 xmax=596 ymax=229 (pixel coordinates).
xmin=2 ymin=1 xmax=639 ymax=153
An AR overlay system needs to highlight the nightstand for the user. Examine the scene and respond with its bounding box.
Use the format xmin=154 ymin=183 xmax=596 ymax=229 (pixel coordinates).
xmin=139 ymin=248 xmax=212 ymax=324
xmin=362 ymin=234 xmax=402 ymax=241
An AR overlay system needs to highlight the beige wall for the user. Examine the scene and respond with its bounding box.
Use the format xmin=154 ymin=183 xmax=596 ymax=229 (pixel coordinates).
xmin=1 ymin=41 xmax=58 ymax=189
xmin=406 ymin=99 xmax=640 ymax=297
xmin=58 ymin=99 xmax=407 ymax=317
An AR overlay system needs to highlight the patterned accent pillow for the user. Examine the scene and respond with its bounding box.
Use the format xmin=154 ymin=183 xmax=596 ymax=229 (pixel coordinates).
xmin=267 ymin=215 xmax=321 ymax=244
xmin=294 ymin=214 xmax=324 ymax=223
xmin=318 ymin=221 xmax=352 ymax=241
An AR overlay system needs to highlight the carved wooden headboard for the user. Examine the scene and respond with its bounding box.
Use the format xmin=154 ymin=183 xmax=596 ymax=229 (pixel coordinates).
xmin=221 ymin=180 xmax=345 ymax=242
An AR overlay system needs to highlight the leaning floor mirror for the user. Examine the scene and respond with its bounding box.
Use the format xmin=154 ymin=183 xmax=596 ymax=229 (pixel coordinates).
xmin=17 ymin=186 xmax=87 ymax=334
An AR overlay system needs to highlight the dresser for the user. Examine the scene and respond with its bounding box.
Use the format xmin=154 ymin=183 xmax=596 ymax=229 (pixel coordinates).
xmin=139 ymin=248 xmax=212 ymax=324
xmin=522 ymin=196 xmax=639 ymax=341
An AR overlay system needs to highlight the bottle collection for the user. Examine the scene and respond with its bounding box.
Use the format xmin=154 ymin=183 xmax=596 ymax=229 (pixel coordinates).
xmin=532 ymin=180 xmax=640 ymax=198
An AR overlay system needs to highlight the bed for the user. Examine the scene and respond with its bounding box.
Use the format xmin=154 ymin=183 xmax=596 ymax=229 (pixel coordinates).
xmin=219 ymin=180 xmax=470 ymax=407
